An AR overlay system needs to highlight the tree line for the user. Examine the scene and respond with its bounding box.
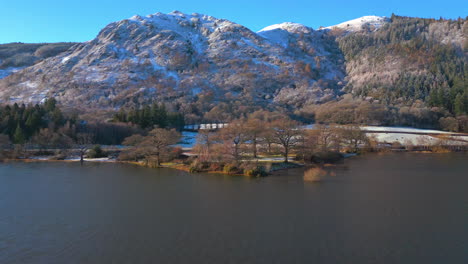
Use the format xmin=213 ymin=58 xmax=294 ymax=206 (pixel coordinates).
xmin=117 ymin=110 xmax=371 ymax=176
xmin=193 ymin=111 xmax=368 ymax=163
xmin=0 ymin=99 xmax=145 ymax=152
xmin=113 ymin=102 xmax=185 ymax=130
xmin=0 ymin=98 xmax=71 ymax=144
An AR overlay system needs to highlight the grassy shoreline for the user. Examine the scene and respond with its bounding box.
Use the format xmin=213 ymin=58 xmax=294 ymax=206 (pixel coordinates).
xmin=1 ymin=147 xmax=465 ymax=176
xmin=0 ymin=156 xmax=306 ymax=177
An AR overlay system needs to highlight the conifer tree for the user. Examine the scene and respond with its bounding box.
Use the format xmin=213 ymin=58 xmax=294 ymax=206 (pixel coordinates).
xmin=454 ymin=93 xmax=466 ymax=115
xmin=14 ymin=124 xmax=26 ymax=144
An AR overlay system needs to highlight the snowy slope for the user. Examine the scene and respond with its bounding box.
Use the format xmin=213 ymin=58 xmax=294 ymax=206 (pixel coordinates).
xmin=0 ymin=11 xmax=345 ymax=109
xmin=258 ymin=22 xmax=311 ymax=33
xmin=324 ymin=16 xmax=389 ymax=32
xmin=257 ymin=22 xmax=313 ymax=47
xmin=0 ymin=67 xmax=24 ymax=79
xmin=362 ymin=126 xmax=468 ymax=146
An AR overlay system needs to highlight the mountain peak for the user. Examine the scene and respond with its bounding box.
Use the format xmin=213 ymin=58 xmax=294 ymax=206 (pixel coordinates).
xmin=324 ymin=15 xmax=389 ymax=31
xmin=169 ymin=10 xmax=184 ymax=15
xmin=258 ymin=22 xmax=312 ymax=33
xmin=257 ymin=22 xmax=313 ymax=47
xmin=128 ymin=11 xmax=215 ymax=23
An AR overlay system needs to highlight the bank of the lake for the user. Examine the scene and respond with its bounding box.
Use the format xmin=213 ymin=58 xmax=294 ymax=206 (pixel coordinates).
xmin=2 ymin=147 xmax=466 ymax=177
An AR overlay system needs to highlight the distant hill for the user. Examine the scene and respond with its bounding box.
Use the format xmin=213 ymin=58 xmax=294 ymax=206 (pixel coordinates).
xmin=0 ymin=42 xmax=77 ymax=78
xmin=0 ymin=42 xmax=77 ymax=68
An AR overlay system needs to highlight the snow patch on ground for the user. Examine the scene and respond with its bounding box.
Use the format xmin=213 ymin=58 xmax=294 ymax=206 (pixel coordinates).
xmin=304 ymin=125 xmax=467 ymax=146
xmin=367 ymin=133 xmax=468 ymax=146
xmin=21 ymin=81 xmax=38 ymax=89
xmin=127 ymin=11 xmax=218 ymax=51
xmin=29 ymin=156 xmax=54 ymax=160
xmin=362 ymin=126 xmax=455 ymax=134
xmin=61 ymin=56 xmax=71 ymax=64
xmin=258 ymin=22 xmax=310 ymax=33
xmin=252 ymin=59 xmax=280 ymax=69
xmin=362 ymin=126 xmax=468 ymax=146
xmin=64 ymin=157 xmax=116 ymax=162
xmin=0 ymin=67 xmax=24 ymax=79
xmin=258 ymin=22 xmax=311 ymax=47
xmin=257 ymin=29 xmax=290 ymax=47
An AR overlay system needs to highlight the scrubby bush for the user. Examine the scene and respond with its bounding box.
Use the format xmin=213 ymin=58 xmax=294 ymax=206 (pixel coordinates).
xmin=11 ymin=145 xmax=25 ymax=159
xmin=391 ymin=141 xmax=404 ymax=149
xmin=188 ymin=159 xmax=210 ymax=173
xmin=223 ymin=163 xmax=242 ymax=174
xmin=87 ymin=145 xmax=106 ymax=158
xmin=117 ymin=149 xmax=142 ymax=161
xmin=208 ymin=162 xmax=225 ymax=172
xmin=168 ymin=147 xmax=184 ymax=161
xmin=184 ymin=155 xmax=197 ymax=165
xmin=52 ymin=150 xmax=68 ymax=160
xmin=244 ymin=165 xmax=268 ymax=177
xmin=306 ymin=151 xmax=343 ymax=164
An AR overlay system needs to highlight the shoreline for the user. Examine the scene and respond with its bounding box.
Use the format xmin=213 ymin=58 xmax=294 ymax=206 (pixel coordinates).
xmin=1 ymin=155 xmax=306 ymax=176
xmin=2 ymin=149 xmax=465 ymax=176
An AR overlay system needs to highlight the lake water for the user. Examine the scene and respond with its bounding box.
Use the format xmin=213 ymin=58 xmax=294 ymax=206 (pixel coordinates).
xmin=0 ymin=153 xmax=467 ymax=264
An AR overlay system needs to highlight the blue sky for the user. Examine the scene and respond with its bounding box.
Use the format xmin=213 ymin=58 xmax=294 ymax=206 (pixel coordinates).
xmin=1 ymin=0 xmax=466 ymax=43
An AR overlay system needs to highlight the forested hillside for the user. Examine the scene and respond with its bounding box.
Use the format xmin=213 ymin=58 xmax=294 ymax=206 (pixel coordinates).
xmin=301 ymin=15 xmax=467 ymax=131
xmin=338 ymin=15 xmax=467 ymax=115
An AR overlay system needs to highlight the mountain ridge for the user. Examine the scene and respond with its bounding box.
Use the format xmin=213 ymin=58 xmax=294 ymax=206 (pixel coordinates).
xmin=0 ymin=11 xmax=345 ymax=110
xmin=0 ymin=12 xmax=466 ymax=128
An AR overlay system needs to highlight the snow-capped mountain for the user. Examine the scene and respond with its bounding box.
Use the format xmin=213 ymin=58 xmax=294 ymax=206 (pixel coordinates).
xmin=0 ymin=11 xmax=345 ymax=110
xmin=0 ymin=12 xmax=464 ymax=119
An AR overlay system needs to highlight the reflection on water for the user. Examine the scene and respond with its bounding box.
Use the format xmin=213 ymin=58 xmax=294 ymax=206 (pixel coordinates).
xmin=303 ymin=167 xmax=326 ymax=182
xmin=0 ymin=153 xmax=467 ymax=264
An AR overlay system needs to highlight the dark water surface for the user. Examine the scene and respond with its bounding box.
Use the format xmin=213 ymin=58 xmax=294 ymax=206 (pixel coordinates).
xmin=0 ymin=153 xmax=467 ymax=264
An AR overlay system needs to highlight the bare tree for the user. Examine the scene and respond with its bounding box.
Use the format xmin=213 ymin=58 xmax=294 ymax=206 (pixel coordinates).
xmin=120 ymin=134 xmax=146 ymax=161
xmin=196 ymin=129 xmax=215 ymax=149
xmin=32 ymin=128 xmax=73 ymax=152
xmin=125 ymin=128 xmax=181 ymax=167
xmin=336 ymin=125 xmax=369 ymax=152
xmin=76 ymin=133 xmax=93 ymax=164
xmin=121 ymin=130 xmax=182 ymax=166
xmin=270 ymin=118 xmax=303 ymax=163
xmin=248 ymin=110 xmax=284 ymax=154
xmin=141 ymin=128 xmax=181 ymax=167
xmin=310 ymin=124 xmax=341 ymax=152
xmin=244 ymin=117 xmax=266 ymax=158
xmin=194 ymin=129 xmax=216 ymax=162
xmin=122 ymin=134 xmax=145 ymax=146
xmin=218 ymin=119 xmax=248 ymax=162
